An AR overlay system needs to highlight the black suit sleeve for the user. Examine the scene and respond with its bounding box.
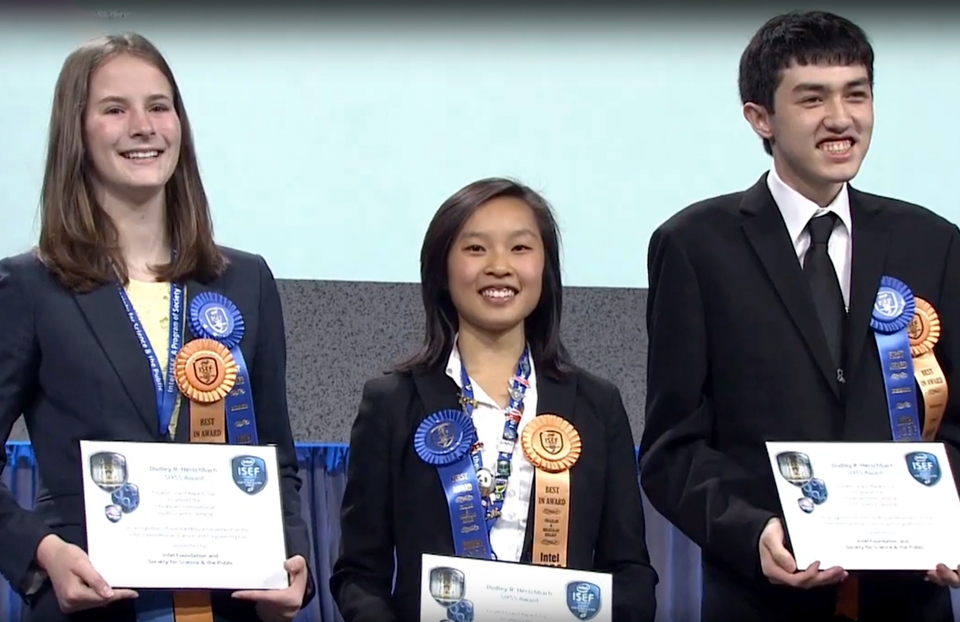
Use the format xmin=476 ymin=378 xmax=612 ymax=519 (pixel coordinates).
xmin=0 ymin=257 xmax=53 ymax=597
xmin=932 ymin=226 xmax=960 ymax=492
xmin=251 ymin=255 xmax=315 ymax=607
xmin=594 ymin=385 xmax=658 ymax=622
xmin=639 ymin=226 xmax=777 ymax=583
xmin=330 ymin=378 xmax=398 ymax=622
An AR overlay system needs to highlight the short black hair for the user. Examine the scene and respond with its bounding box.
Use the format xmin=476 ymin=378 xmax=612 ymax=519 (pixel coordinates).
xmin=739 ymin=10 xmax=874 ymax=155
xmin=394 ymin=177 xmax=575 ymax=380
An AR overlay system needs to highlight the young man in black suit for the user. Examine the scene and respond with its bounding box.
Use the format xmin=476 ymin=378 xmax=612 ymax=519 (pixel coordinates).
xmin=640 ymin=10 xmax=960 ymax=622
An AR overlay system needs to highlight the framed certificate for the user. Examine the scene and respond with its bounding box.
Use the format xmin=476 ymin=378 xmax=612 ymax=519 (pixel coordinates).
xmin=766 ymin=441 xmax=960 ymax=570
xmin=420 ymin=553 xmax=612 ymax=621
xmin=80 ymin=440 xmax=288 ymax=590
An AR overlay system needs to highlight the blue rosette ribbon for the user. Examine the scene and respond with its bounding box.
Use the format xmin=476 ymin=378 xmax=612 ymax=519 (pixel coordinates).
xmin=870 ymin=276 xmax=921 ymax=442
xmin=414 ymin=409 xmax=494 ymax=560
xmin=189 ymin=292 xmax=258 ymax=445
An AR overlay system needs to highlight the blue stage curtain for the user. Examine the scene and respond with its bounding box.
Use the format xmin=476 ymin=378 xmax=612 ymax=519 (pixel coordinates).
xmin=1 ymin=441 xmax=702 ymax=622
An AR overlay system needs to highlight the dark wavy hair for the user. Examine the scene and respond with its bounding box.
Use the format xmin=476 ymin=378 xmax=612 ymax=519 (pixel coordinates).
xmin=394 ymin=177 xmax=574 ymax=380
xmin=739 ymin=11 xmax=874 ymax=155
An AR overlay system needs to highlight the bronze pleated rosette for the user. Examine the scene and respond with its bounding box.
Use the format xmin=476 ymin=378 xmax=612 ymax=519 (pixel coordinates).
xmin=520 ymin=414 xmax=582 ymax=473
xmin=174 ymin=338 xmax=238 ymax=403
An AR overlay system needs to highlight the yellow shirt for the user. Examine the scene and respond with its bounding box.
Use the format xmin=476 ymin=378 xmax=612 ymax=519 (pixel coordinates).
xmin=123 ymin=279 xmax=183 ymax=437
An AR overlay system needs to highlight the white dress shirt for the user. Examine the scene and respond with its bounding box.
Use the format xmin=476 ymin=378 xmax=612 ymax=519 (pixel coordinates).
xmin=445 ymin=341 xmax=536 ymax=563
xmin=767 ymin=165 xmax=853 ymax=310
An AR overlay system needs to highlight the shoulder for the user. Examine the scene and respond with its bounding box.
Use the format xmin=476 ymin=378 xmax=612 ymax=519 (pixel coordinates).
xmin=217 ymin=245 xmax=273 ymax=278
xmin=360 ymin=370 xmax=417 ymax=403
xmin=566 ymin=366 xmax=624 ymax=407
xmin=0 ymin=249 xmax=52 ymax=282
xmin=855 ymin=188 xmax=959 ymax=239
xmin=213 ymin=246 xmax=280 ymax=304
xmin=649 ymin=184 xmax=754 ymax=251
xmin=352 ymin=371 xmax=420 ymax=437
xmin=0 ymin=250 xmax=65 ymax=305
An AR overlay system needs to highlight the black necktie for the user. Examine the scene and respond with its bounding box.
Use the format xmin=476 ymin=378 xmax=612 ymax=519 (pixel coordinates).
xmin=803 ymin=212 xmax=846 ymax=367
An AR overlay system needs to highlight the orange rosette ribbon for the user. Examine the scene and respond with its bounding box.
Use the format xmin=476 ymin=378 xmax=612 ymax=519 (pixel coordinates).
xmin=908 ymin=297 xmax=948 ymax=440
xmin=174 ymin=338 xmax=238 ymax=444
xmin=520 ymin=414 xmax=581 ymax=568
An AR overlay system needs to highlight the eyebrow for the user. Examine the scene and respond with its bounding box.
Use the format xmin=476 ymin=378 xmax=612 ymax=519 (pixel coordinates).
xmin=792 ymin=78 xmax=871 ymax=93
xmin=95 ymin=93 xmax=173 ymax=106
xmin=459 ymin=228 xmax=539 ymax=240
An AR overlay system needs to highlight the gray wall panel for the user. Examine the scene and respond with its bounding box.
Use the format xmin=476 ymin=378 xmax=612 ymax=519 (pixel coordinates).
xmin=8 ymin=280 xmax=650 ymax=444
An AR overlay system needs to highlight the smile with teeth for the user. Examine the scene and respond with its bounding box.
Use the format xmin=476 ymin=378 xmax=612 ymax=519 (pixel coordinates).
xmin=819 ymin=139 xmax=852 ymax=153
xmin=480 ymin=287 xmax=517 ymax=300
xmin=121 ymin=150 xmax=161 ymax=159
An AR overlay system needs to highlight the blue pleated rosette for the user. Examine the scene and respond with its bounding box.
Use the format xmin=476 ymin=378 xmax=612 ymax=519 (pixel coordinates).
xmin=870 ymin=276 xmax=915 ymax=335
xmin=189 ymin=291 xmax=245 ymax=348
xmin=414 ymin=409 xmax=493 ymax=559
xmin=188 ymin=292 xmax=257 ymax=444
xmin=414 ymin=409 xmax=477 ymax=466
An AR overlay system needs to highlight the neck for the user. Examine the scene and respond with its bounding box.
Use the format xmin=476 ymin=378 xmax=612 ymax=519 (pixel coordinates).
xmin=773 ymin=158 xmax=843 ymax=207
xmin=456 ymin=322 xmax=526 ymax=379
xmin=99 ymin=189 xmax=169 ymax=280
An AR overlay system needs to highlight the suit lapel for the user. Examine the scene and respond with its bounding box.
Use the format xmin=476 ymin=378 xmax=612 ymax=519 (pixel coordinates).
xmin=74 ymin=281 xmax=159 ymax=435
xmin=412 ymin=367 xmax=462 ymax=421
xmin=520 ymin=371 xmax=578 ymax=561
xmin=843 ymin=189 xmax=889 ymax=386
xmin=740 ymin=176 xmax=841 ymax=398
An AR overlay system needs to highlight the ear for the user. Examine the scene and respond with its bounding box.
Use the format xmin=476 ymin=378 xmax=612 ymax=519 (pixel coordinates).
xmin=742 ymin=102 xmax=774 ymax=141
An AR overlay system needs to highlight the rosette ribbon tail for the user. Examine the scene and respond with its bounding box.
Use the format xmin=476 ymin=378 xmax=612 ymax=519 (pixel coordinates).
xmin=414 ymin=410 xmax=494 ymax=560
xmin=521 ymin=414 xmax=581 ymax=568
xmin=909 ymin=297 xmax=949 ymax=440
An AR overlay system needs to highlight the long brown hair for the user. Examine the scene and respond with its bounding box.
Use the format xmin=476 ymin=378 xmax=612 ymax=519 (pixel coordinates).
xmin=37 ymin=32 xmax=226 ymax=292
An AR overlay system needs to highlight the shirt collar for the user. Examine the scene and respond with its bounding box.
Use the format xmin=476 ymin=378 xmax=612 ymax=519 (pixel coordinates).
xmin=445 ymin=333 xmax=537 ymax=390
xmin=766 ymin=165 xmax=852 ymax=245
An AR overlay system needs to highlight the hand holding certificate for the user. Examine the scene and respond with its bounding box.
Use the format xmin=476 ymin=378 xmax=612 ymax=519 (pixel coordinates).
xmin=765 ymin=441 xmax=960 ymax=572
xmin=80 ymin=440 xmax=289 ymax=591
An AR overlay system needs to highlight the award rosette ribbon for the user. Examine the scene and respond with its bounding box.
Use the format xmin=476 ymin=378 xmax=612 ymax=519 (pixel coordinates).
xmin=870 ymin=276 xmax=922 ymax=443
xmin=908 ymin=297 xmax=948 ymax=441
xmin=189 ymin=292 xmax=258 ymax=445
xmin=520 ymin=414 xmax=581 ymax=568
xmin=174 ymin=338 xmax=238 ymax=443
xmin=414 ymin=409 xmax=494 ymax=560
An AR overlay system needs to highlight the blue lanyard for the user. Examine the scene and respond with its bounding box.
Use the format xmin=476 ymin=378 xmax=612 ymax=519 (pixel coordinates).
xmin=459 ymin=346 xmax=532 ymax=532
xmin=118 ymin=282 xmax=184 ymax=437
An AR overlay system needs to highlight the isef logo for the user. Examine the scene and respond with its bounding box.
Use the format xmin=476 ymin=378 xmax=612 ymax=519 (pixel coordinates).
xmin=231 ymin=455 xmax=267 ymax=494
xmin=565 ymin=581 xmax=601 ymax=620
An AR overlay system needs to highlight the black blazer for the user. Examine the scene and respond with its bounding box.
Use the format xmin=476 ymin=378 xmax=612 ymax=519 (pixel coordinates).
xmin=0 ymin=248 xmax=315 ymax=622
xmin=640 ymin=174 xmax=960 ymax=622
xmin=330 ymin=364 xmax=659 ymax=622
